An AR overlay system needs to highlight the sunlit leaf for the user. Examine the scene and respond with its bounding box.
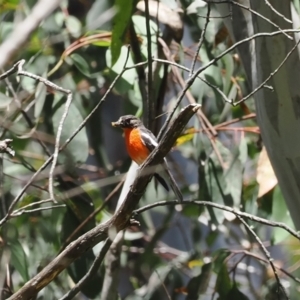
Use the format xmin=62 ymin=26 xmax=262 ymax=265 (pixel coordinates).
xmin=175 ymin=128 xmax=197 ymax=146
xmin=106 ymin=45 xmax=137 ymax=94
xmin=188 ymin=259 xmax=204 ymax=268
xmin=257 ymin=146 xmax=278 ymax=198
xmin=136 ymin=0 xmax=183 ymax=42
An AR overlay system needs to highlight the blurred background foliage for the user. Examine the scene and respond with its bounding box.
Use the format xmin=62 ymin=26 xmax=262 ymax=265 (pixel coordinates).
xmin=0 ymin=0 xmax=299 ymax=299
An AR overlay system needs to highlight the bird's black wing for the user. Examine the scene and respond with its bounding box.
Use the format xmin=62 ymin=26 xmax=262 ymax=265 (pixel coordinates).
xmin=139 ymin=127 xmax=158 ymax=152
xmin=139 ymin=125 xmax=183 ymax=202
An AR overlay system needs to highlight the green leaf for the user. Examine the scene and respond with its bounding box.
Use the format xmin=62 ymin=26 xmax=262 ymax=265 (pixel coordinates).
xmin=110 ymin=0 xmax=134 ymax=65
xmin=221 ymin=54 xmax=234 ymax=95
xmin=213 ymin=249 xmax=231 ymax=273
xmin=204 ymin=141 xmax=235 ymax=223
xmin=186 ymin=263 xmax=212 ymax=299
xmin=8 ymin=239 xmax=29 ymax=282
xmin=225 ymin=285 xmax=249 ymax=300
xmin=61 ymin=183 xmax=102 ymax=298
xmin=0 ymin=0 xmax=19 ymax=11
xmin=271 ymin=186 xmax=294 ymax=243
xmin=52 ymin=94 xmax=89 ymax=163
xmin=70 ymin=53 xmax=91 ymax=77
xmin=106 ymin=45 xmax=137 ymax=94
xmin=224 ymin=151 xmax=243 ymax=207
xmin=65 ymin=15 xmax=82 ymax=38
xmin=86 ymin=0 xmax=110 ymax=30
xmin=215 ymin=263 xmax=231 ymax=298
xmin=132 ymin=15 xmax=159 ymax=58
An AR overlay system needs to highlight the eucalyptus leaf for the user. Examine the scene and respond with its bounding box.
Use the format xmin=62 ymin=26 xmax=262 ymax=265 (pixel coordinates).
xmin=70 ymin=53 xmax=91 ymax=77
xmin=272 ymin=186 xmax=294 ymax=243
xmin=106 ymin=45 xmax=137 ymax=94
xmin=52 ymin=94 xmax=89 ymax=163
xmin=8 ymin=239 xmax=29 ymax=282
xmin=110 ymin=0 xmax=134 ymax=65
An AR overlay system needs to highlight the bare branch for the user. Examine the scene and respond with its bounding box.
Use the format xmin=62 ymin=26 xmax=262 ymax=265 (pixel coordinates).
xmin=133 ymin=200 xmax=300 ymax=241
xmin=234 ymin=37 xmax=300 ymax=105
xmin=59 ymin=239 xmax=112 ymax=300
xmin=10 ymin=204 xmax=66 ymax=217
xmin=100 ymin=232 xmax=124 ymax=300
xmin=189 ymin=3 xmax=211 ymax=77
xmin=0 ymin=140 xmax=15 ymax=157
xmin=0 ymin=0 xmax=61 ymax=69
xmin=144 ymin=0 xmax=154 ymax=124
xmin=157 ymin=29 xmax=300 ymax=139
xmin=264 ymin=0 xmax=292 ymax=23
xmin=237 ymin=215 xmax=288 ymax=299
xmin=205 ymin=0 xmax=292 ymax=40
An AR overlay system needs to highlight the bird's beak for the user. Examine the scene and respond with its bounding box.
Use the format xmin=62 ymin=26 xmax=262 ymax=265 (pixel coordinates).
xmin=111 ymin=121 xmax=120 ymax=127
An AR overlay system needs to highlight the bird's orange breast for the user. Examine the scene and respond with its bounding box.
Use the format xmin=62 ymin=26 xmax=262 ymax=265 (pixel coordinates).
xmin=124 ymin=128 xmax=150 ymax=165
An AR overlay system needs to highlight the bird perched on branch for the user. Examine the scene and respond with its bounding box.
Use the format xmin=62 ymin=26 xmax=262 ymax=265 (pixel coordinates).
xmin=112 ymin=115 xmax=183 ymax=202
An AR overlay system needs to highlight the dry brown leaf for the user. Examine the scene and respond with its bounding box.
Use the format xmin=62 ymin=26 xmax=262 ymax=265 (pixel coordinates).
xmin=136 ymin=0 xmax=183 ymax=42
xmin=257 ymin=146 xmax=278 ymax=197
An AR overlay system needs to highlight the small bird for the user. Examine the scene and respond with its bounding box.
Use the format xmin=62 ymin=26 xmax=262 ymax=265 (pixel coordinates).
xmin=112 ymin=115 xmax=183 ymax=202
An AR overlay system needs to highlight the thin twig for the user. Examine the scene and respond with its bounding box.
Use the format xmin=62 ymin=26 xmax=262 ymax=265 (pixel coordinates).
xmin=234 ymin=37 xmax=300 ymax=105
xmin=230 ymin=249 xmax=300 ymax=285
xmin=48 ymin=92 xmax=72 ymax=203
xmin=0 ymin=76 xmax=52 ymax=156
xmin=205 ymin=0 xmax=292 ymax=40
xmin=0 ymin=154 xmax=5 ymax=218
xmin=144 ymin=0 xmax=154 ymax=125
xmin=0 ymin=52 xmax=145 ymax=227
xmin=17 ymin=60 xmax=72 ymax=203
xmin=237 ymin=215 xmax=289 ymax=299
xmin=11 ymin=198 xmax=54 ymax=216
xmin=157 ymin=29 xmax=300 ymax=139
xmin=157 ymin=38 xmax=217 ymax=138
xmin=153 ymin=57 xmax=232 ymax=103
xmin=264 ymin=0 xmax=292 ymax=24
xmin=59 ymin=238 xmax=112 ymax=300
xmin=100 ymin=232 xmax=124 ymax=300
xmin=60 ymin=177 xmax=125 ymax=251
xmin=189 ymin=3 xmax=211 ymax=76
xmin=10 ymin=204 xmax=66 ymax=216
xmin=158 ymin=38 xmax=227 ymax=168
xmin=133 ymin=200 xmax=300 ymax=241
xmin=0 ymin=59 xmax=72 ymax=203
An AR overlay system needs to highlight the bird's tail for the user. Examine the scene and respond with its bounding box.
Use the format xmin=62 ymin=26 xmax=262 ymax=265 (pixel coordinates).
xmin=162 ymin=160 xmax=183 ymax=202
xmin=154 ymin=173 xmax=169 ymax=191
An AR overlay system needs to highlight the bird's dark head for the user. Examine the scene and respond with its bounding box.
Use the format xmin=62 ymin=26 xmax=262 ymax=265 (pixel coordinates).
xmin=111 ymin=115 xmax=142 ymax=129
